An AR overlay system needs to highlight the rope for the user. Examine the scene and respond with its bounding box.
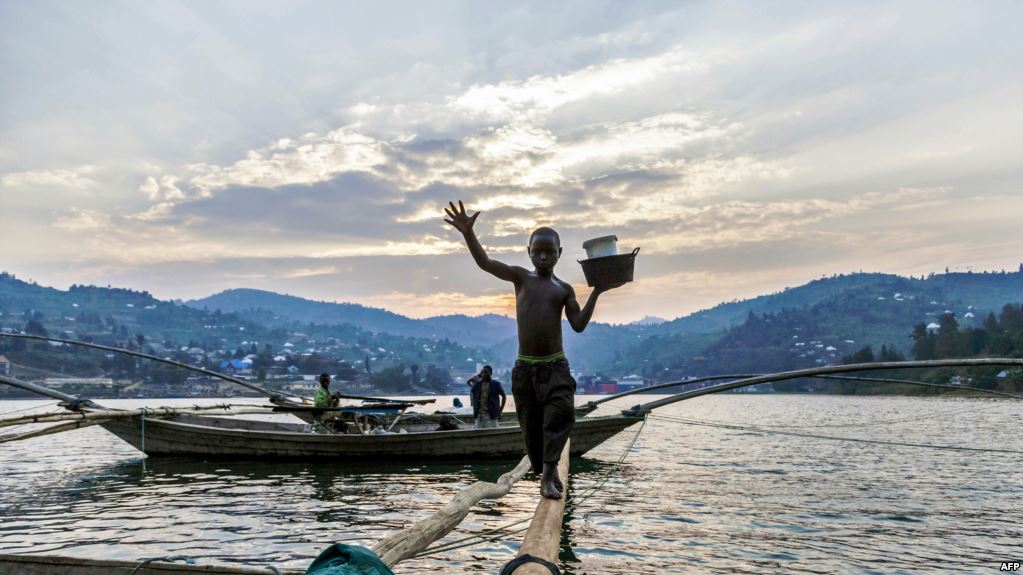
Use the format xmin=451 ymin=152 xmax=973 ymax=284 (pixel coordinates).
xmin=0 ymin=400 xmax=60 ymax=417
xmin=8 ymin=361 xmax=93 ymax=379
xmin=676 ymin=404 xmax=990 ymax=430
xmin=0 ymin=401 xmax=73 ymax=437
xmin=140 ymin=407 xmax=146 ymax=454
xmin=650 ymin=414 xmax=1023 ymax=454
xmin=413 ymin=415 xmax=649 ymax=558
xmin=571 ymin=414 xmax=647 ymax=509
xmin=0 ymin=333 xmax=293 ymax=399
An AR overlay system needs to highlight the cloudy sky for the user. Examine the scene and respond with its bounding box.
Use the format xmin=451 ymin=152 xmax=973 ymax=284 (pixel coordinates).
xmin=1 ymin=1 xmax=1021 ymax=323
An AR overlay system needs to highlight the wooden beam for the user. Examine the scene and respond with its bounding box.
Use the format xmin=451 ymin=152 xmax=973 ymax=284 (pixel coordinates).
xmin=372 ymin=455 xmax=532 ymax=566
xmin=511 ymin=439 xmax=570 ymax=574
xmin=0 ymin=405 xmax=270 ymax=429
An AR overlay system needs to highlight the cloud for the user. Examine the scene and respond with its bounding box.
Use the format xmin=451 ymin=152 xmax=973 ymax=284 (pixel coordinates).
xmin=5 ymin=2 xmax=1021 ymax=322
xmin=139 ymin=175 xmax=185 ymax=201
xmin=185 ymin=129 xmax=387 ymax=195
xmin=449 ymin=45 xmax=708 ymax=123
xmin=282 ymin=265 xmax=337 ymax=279
xmin=53 ymin=208 xmax=111 ymax=231
xmin=1 ymin=167 xmax=98 ymax=190
xmin=367 ymin=290 xmax=516 ymax=319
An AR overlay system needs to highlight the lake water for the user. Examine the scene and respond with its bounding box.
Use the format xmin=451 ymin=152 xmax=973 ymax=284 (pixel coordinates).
xmin=0 ymin=395 xmax=1019 ymax=574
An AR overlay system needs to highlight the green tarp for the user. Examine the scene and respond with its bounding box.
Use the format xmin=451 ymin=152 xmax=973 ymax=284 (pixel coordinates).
xmin=305 ymin=544 xmax=394 ymax=575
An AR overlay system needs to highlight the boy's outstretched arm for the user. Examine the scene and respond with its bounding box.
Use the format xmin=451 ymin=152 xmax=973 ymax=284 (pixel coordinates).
xmin=565 ymin=282 xmax=624 ymax=333
xmin=444 ymin=200 xmax=520 ymax=283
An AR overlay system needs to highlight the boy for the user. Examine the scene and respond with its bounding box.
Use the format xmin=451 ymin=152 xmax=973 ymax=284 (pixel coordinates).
xmin=444 ymin=200 xmax=621 ymax=498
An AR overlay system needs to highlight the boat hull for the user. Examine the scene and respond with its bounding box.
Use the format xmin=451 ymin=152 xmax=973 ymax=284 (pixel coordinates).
xmin=98 ymin=414 xmax=642 ymax=460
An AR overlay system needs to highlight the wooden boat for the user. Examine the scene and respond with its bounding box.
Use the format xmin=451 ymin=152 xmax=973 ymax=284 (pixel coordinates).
xmin=96 ymin=410 xmax=642 ymax=459
xmin=0 ymin=553 xmax=302 ymax=574
xmin=0 ymin=371 xmax=642 ymax=461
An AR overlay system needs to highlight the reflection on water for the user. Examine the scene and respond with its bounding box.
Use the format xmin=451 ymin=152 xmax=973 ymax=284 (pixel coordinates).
xmin=0 ymin=395 xmax=1019 ymax=573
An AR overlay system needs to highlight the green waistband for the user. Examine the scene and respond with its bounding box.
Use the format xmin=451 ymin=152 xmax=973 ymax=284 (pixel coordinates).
xmin=516 ymin=350 xmax=567 ymax=364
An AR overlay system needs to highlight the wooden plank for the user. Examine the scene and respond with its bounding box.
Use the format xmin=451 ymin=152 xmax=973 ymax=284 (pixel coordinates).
xmin=511 ymin=439 xmax=570 ymax=574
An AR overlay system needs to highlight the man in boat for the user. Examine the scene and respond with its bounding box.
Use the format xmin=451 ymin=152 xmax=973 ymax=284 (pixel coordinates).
xmin=312 ymin=373 xmax=345 ymax=433
xmin=445 ymin=200 xmax=622 ymax=499
xmin=314 ymin=373 xmax=342 ymax=409
xmin=468 ymin=365 xmax=506 ymax=429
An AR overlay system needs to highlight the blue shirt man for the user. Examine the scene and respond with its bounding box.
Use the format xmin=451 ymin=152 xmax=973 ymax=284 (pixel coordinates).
xmin=469 ymin=365 xmax=506 ymax=428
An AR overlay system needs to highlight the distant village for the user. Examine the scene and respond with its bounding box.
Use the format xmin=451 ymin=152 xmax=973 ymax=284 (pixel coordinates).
xmin=0 ymin=328 xmax=654 ymax=400
xmin=2 ymin=271 xmax=1019 ymax=399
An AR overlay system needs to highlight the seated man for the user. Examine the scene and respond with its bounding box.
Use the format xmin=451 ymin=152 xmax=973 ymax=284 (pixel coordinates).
xmin=469 ymin=365 xmax=506 ymax=429
xmin=313 ymin=373 xmax=341 ymax=408
xmin=312 ymin=373 xmax=343 ymax=433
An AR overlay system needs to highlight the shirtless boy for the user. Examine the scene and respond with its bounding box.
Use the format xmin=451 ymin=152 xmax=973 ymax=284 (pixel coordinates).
xmin=444 ymin=200 xmax=621 ymax=499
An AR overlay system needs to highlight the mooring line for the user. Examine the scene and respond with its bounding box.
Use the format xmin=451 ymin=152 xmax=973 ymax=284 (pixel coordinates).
xmin=672 ymin=403 xmax=991 ymax=430
xmin=651 ymin=414 xmax=1023 ymax=454
xmin=0 ymin=401 xmax=61 ymax=417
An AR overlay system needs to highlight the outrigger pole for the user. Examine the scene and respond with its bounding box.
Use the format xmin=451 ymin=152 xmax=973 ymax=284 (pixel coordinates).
xmin=623 ymin=358 xmax=1023 ymax=415
xmin=576 ymin=373 xmax=756 ymax=414
xmin=578 ymin=370 xmax=1021 ymax=415
xmin=0 ymin=372 xmax=94 ymax=407
xmin=503 ymin=439 xmax=571 ymax=575
xmin=0 ymin=333 xmax=435 ymax=406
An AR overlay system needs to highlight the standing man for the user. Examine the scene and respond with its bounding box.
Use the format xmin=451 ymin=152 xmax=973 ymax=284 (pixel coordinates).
xmin=469 ymin=365 xmax=506 ymax=429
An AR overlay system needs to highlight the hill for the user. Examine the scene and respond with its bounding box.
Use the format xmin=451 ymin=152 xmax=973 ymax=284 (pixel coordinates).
xmin=648 ymin=271 xmax=1023 ymax=337
xmin=0 ymin=272 xmax=493 ymax=391
xmin=187 ymin=289 xmax=516 ymax=348
xmin=2 ymin=269 xmax=1020 ymax=386
xmin=606 ymin=270 xmax=1023 ymax=377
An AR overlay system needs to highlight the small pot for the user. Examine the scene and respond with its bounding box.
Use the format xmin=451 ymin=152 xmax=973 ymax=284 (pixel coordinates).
xmin=579 ymin=247 xmax=640 ymax=287
xmin=582 ymin=235 xmax=618 ymax=259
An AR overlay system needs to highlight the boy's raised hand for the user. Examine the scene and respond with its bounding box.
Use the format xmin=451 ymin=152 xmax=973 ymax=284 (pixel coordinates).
xmin=443 ymin=200 xmax=479 ymax=235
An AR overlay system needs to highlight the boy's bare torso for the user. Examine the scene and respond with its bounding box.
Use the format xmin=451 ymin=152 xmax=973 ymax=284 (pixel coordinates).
xmin=515 ymin=272 xmax=571 ymax=357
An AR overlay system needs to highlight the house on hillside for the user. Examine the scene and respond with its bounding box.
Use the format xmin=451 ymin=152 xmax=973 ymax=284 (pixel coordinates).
xmin=0 ymin=355 xmax=10 ymax=375
xmin=219 ymin=358 xmax=253 ymax=376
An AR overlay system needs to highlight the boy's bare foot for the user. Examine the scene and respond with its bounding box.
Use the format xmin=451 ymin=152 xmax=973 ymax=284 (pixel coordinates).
xmin=541 ymin=463 xmax=563 ymax=499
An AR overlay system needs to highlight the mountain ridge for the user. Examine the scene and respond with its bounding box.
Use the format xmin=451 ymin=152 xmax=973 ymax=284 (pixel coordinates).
xmin=3 ymin=269 xmax=1020 ymax=377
